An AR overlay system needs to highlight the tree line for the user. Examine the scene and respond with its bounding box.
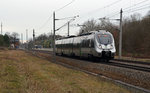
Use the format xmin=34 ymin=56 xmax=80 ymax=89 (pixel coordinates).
xmin=0 ymin=32 xmax=19 ymax=47
xmin=28 ymin=33 xmax=61 ymax=48
xmin=0 ymin=34 xmax=10 ymax=47
xmin=79 ymin=11 xmax=150 ymax=58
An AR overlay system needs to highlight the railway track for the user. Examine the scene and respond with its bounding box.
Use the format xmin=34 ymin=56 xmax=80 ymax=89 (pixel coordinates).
xmin=29 ymin=49 xmax=150 ymax=93
xmin=32 ymin=49 xmax=150 ymax=73
xmin=109 ymin=60 xmax=150 ymax=72
xmin=113 ymin=59 xmax=150 ymax=65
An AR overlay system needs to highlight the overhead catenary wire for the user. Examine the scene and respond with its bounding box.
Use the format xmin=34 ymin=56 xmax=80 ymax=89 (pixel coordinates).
xmin=124 ymin=5 xmax=150 ymax=13
xmin=38 ymin=0 xmax=75 ymax=31
xmin=81 ymin=0 xmax=122 ymax=17
xmin=73 ymin=0 xmax=123 ymax=23
xmin=56 ymin=19 xmax=75 ymax=31
xmin=104 ymin=11 xmax=120 ymax=18
xmin=38 ymin=14 xmax=53 ymax=30
xmin=124 ymin=3 xmax=150 ymax=12
xmin=102 ymin=0 xmax=150 ymax=19
xmin=123 ymin=0 xmax=149 ymax=11
xmin=55 ymin=0 xmax=75 ymax=12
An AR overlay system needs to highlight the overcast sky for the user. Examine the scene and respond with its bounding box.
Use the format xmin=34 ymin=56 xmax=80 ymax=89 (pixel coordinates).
xmin=0 ymin=0 xmax=150 ymax=41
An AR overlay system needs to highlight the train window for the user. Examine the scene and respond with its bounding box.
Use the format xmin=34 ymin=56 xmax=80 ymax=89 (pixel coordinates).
xmin=83 ymin=40 xmax=86 ymax=48
xmin=91 ymin=40 xmax=94 ymax=47
xmin=97 ymin=34 xmax=112 ymax=45
xmin=87 ymin=40 xmax=89 ymax=48
xmin=85 ymin=40 xmax=88 ymax=48
xmin=84 ymin=39 xmax=87 ymax=48
xmin=89 ymin=40 xmax=91 ymax=48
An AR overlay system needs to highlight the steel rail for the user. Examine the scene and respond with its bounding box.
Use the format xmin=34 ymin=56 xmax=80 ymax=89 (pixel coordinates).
xmin=109 ymin=60 xmax=150 ymax=72
xmin=113 ymin=59 xmax=150 ymax=65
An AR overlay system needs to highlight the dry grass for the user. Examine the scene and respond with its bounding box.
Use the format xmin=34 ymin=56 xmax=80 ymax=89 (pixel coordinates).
xmin=0 ymin=50 xmax=131 ymax=93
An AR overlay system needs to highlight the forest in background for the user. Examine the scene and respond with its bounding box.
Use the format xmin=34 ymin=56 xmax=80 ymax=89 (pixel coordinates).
xmin=79 ymin=11 xmax=150 ymax=58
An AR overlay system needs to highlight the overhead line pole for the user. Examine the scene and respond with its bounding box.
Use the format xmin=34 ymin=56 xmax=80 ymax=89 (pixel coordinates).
xmin=20 ymin=33 xmax=23 ymax=48
xmin=53 ymin=11 xmax=56 ymax=61
xmin=1 ymin=22 xmax=2 ymax=35
xmin=21 ymin=33 xmax=23 ymax=43
xmin=119 ymin=9 xmax=123 ymax=59
xmin=26 ymin=29 xmax=28 ymax=49
xmin=67 ymin=22 xmax=70 ymax=36
xmin=33 ymin=29 xmax=35 ymax=49
xmin=26 ymin=29 xmax=28 ymax=42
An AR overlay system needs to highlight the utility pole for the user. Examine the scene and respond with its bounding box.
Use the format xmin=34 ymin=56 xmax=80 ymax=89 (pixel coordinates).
xmin=53 ymin=11 xmax=56 ymax=61
xmin=26 ymin=29 xmax=28 ymax=42
xmin=119 ymin=9 xmax=123 ymax=59
xmin=51 ymin=30 xmax=53 ymax=48
xmin=67 ymin=22 xmax=70 ymax=36
xmin=33 ymin=29 xmax=35 ymax=49
xmin=26 ymin=29 xmax=28 ymax=49
xmin=1 ymin=22 xmax=2 ymax=35
xmin=21 ymin=33 xmax=23 ymax=43
xmin=20 ymin=33 xmax=23 ymax=49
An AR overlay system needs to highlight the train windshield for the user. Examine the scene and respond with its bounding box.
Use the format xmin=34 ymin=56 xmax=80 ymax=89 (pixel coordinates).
xmin=97 ymin=34 xmax=112 ymax=45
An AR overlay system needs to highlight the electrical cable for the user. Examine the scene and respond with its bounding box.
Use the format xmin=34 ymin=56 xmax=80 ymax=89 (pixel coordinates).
xmin=82 ymin=0 xmax=122 ymax=17
xmin=38 ymin=0 xmax=75 ymax=31
xmin=38 ymin=14 xmax=53 ymax=30
xmin=101 ymin=0 xmax=150 ymax=19
xmin=105 ymin=11 xmax=120 ymax=18
xmin=55 ymin=0 xmax=75 ymax=12
xmin=124 ymin=3 xmax=150 ymax=12
xmin=73 ymin=0 xmax=123 ymax=23
xmin=124 ymin=5 xmax=150 ymax=13
xmin=56 ymin=19 xmax=75 ymax=31
xmin=104 ymin=0 xmax=149 ymax=18
xmin=123 ymin=0 xmax=149 ymax=11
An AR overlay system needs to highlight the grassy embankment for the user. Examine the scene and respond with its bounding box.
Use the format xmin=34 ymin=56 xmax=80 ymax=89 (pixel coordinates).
xmin=0 ymin=49 xmax=131 ymax=93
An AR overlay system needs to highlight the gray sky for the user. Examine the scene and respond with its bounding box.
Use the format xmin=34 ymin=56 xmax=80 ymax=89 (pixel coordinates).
xmin=0 ymin=0 xmax=150 ymax=41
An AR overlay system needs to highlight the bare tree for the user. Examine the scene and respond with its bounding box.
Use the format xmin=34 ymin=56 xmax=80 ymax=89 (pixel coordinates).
xmin=78 ymin=19 xmax=97 ymax=35
xmin=78 ymin=19 xmax=118 ymax=35
xmin=11 ymin=32 xmax=19 ymax=47
xmin=11 ymin=32 xmax=19 ymax=39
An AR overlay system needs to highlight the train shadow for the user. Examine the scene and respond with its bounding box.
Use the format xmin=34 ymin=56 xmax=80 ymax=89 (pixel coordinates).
xmin=56 ymin=54 xmax=111 ymax=64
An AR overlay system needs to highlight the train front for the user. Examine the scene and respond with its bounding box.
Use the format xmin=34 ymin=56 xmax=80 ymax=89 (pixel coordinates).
xmin=94 ymin=31 xmax=116 ymax=60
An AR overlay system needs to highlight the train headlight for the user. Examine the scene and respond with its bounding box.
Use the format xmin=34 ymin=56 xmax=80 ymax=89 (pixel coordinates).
xmin=99 ymin=45 xmax=102 ymax=49
xmin=110 ymin=44 xmax=113 ymax=49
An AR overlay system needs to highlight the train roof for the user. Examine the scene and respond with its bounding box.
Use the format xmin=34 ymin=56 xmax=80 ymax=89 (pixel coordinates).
xmin=56 ymin=35 xmax=76 ymax=40
xmin=78 ymin=30 xmax=111 ymax=35
xmin=56 ymin=30 xmax=111 ymax=40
